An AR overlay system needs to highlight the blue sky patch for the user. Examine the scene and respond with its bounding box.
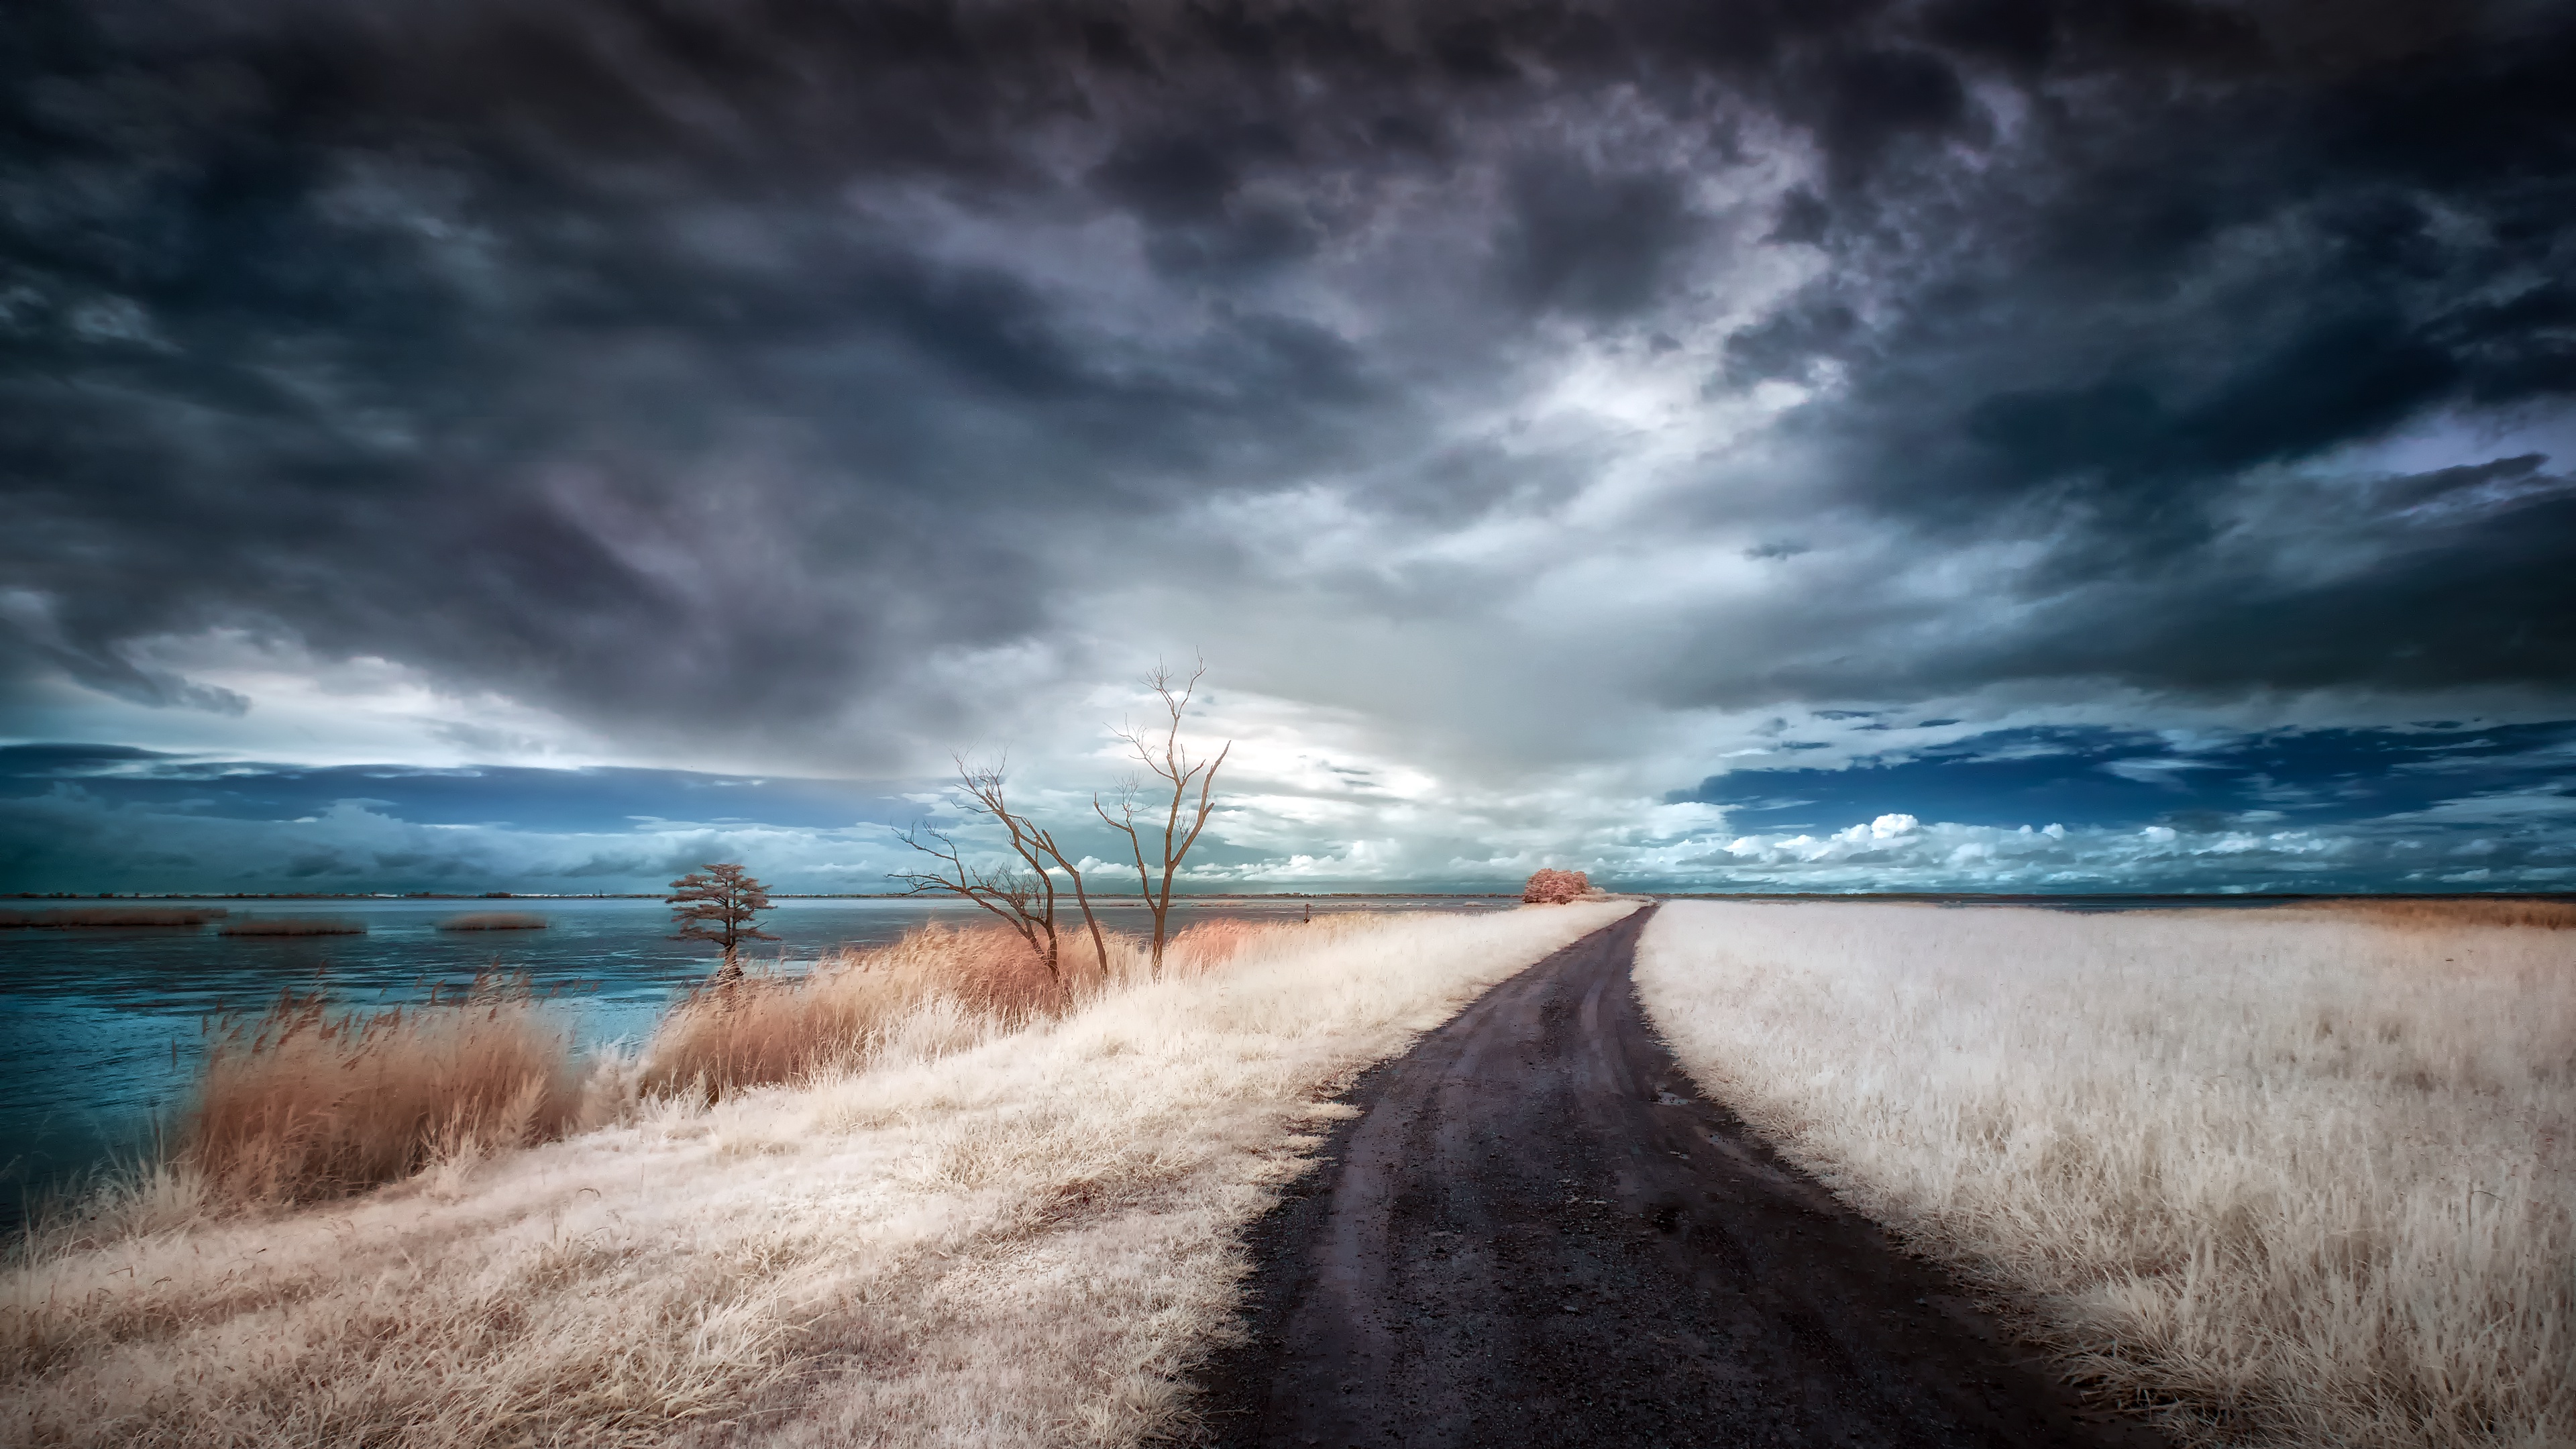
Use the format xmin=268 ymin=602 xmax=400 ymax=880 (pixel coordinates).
xmin=1674 ymin=721 xmax=2576 ymax=833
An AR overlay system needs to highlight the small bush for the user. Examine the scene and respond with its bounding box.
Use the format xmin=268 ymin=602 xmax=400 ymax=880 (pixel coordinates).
xmin=182 ymin=971 xmax=579 ymax=1205
xmin=217 ymin=916 xmax=366 ymax=936
xmin=1521 ymin=868 xmax=1591 ymax=904
xmin=436 ymin=912 xmax=548 ymax=930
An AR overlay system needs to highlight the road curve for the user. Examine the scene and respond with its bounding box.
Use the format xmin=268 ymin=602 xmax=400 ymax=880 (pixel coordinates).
xmin=1193 ymin=905 xmax=2161 ymax=1449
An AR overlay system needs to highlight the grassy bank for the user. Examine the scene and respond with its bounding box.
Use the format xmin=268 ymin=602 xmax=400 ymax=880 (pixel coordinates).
xmin=1635 ymin=900 xmax=2574 ymax=1448
xmin=3 ymin=902 xmax=1629 ymax=1446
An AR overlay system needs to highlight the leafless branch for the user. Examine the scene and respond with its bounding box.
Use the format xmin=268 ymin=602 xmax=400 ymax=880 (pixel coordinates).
xmin=891 ymin=756 xmax=1106 ymax=985
xmin=1098 ymin=656 xmax=1234 ymax=969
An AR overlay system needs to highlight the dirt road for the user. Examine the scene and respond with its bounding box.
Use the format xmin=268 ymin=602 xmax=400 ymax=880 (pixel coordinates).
xmin=1194 ymin=905 xmax=2160 ymax=1448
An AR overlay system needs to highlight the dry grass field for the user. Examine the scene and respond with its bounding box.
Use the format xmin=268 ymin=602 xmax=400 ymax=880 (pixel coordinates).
xmin=1635 ymin=900 xmax=2575 ymax=1449
xmin=3 ymin=902 xmax=1629 ymax=1448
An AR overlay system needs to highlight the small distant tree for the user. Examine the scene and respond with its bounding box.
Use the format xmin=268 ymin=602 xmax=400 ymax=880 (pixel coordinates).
xmin=1097 ymin=658 xmax=1232 ymax=971
xmin=1521 ymin=868 xmax=1590 ymax=904
xmin=891 ymin=757 xmax=1107 ymax=988
xmin=668 ymin=863 xmax=777 ymax=978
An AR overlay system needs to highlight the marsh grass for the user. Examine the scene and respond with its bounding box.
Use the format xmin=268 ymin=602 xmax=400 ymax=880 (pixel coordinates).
xmin=179 ymin=971 xmax=584 ymax=1207
xmin=0 ymin=906 xmax=226 ymax=928
xmin=1637 ymin=901 xmax=2575 ymax=1449
xmin=216 ymin=916 xmax=365 ymax=936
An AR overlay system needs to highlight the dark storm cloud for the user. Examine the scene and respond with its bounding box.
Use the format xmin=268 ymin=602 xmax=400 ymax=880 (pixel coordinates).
xmin=1697 ymin=0 xmax=2576 ymax=698
xmin=3 ymin=0 xmax=2573 ymax=772
xmin=0 ymin=0 xmax=1466 ymax=755
xmin=1494 ymin=159 xmax=1702 ymax=317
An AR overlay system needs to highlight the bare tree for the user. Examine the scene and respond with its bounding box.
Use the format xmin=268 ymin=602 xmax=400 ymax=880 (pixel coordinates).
xmin=891 ymin=757 xmax=1107 ymax=987
xmin=1096 ymin=659 xmax=1233 ymax=971
xmin=667 ymin=862 xmax=777 ymax=979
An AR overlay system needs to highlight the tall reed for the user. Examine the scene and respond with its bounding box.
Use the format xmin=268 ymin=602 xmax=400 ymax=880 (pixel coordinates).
xmin=181 ymin=971 xmax=580 ymax=1205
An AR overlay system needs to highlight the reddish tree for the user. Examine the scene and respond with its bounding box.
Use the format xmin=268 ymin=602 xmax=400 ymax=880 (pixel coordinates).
xmin=1521 ymin=868 xmax=1591 ymax=904
xmin=668 ymin=863 xmax=777 ymax=976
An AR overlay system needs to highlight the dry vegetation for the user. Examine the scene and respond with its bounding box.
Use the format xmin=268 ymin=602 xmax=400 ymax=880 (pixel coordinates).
xmin=2287 ymin=896 xmax=2576 ymax=932
xmin=641 ymin=917 xmax=1267 ymax=1100
xmin=180 ymin=973 xmax=588 ymax=1206
xmin=437 ymin=912 xmax=549 ymax=930
xmin=217 ymin=916 xmax=366 ymax=936
xmin=3 ymin=903 xmax=1630 ymax=1448
xmin=0 ymin=906 xmax=227 ymax=928
xmin=1635 ymin=900 xmax=2575 ymax=1449
xmin=1519 ymin=867 xmax=1591 ymax=904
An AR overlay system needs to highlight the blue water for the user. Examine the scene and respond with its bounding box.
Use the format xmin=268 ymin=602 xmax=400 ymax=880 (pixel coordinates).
xmin=0 ymin=894 xmax=1505 ymax=1217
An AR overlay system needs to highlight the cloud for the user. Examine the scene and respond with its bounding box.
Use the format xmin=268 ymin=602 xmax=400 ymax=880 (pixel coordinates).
xmin=2 ymin=0 xmax=2573 ymax=887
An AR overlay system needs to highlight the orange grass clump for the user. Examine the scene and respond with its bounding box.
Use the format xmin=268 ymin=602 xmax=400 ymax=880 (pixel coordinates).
xmin=1160 ymin=914 xmax=1266 ymax=967
xmin=182 ymin=971 xmax=579 ymax=1205
xmin=640 ymin=916 xmax=1295 ymax=1099
xmin=217 ymin=916 xmax=366 ymax=936
xmin=436 ymin=911 xmax=548 ymax=930
xmin=0 ymin=906 xmax=227 ymax=928
xmin=641 ymin=924 xmax=1093 ymax=1099
xmin=2292 ymin=896 xmax=2576 ymax=930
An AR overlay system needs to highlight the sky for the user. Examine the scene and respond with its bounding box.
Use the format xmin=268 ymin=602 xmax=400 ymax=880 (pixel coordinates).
xmin=4 ymin=0 xmax=2573 ymax=895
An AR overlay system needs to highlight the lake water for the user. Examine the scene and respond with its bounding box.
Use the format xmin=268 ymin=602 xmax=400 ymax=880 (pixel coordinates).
xmin=0 ymin=894 xmax=1507 ymax=1219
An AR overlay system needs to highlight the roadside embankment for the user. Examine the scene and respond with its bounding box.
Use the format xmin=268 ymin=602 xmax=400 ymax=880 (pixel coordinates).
xmin=3 ymin=902 xmax=1630 ymax=1448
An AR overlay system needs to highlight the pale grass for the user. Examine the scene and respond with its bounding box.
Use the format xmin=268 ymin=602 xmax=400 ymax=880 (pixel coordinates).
xmin=1635 ymin=901 xmax=2575 ymax=1448
xmin=3 ymin=903 xmax=1631 ymax=1448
